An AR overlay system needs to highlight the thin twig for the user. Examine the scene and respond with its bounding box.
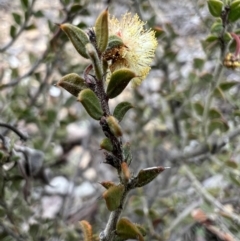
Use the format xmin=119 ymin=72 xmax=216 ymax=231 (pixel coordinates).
xmin=0 ymin=0 xmax=36 ymax=53
xmin=0 ymin=122 xmax=28 ymax=141
xmin=168 ymin=125 xmax=240 ymax=164
xmin=165 ymin=199 xmax=202 ymax=234
xmin=183 ymin=165 xmax=240 ymax=226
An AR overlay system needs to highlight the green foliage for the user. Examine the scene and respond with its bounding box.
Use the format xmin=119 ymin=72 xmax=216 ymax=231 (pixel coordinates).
xmin=113 ymin=102 xmax=133 ymax=122
xmin=77 ymin=89 xmax=103 ymax=120
xmin=207 ymin=0 xmax=223 ymax=17
xmin=60 ymin=23 xmax=90 ymax=59
xmin=95 ymin=9 xmax=109 ymax=53
xmin=107 ymin=68 xmax=136 ymax=98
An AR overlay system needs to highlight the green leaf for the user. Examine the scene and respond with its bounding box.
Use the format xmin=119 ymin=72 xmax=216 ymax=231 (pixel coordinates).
xmin=116 ymin=218 xmax=144 ymax=241
xmin=207 ymin=0 xmax=223 ymax=17
xmin=10 ymin=25 xmax=17 ymax=38
xmin=69 ymin=4 xmax=83 ymax=13
xmin=210 ymin=21 xmax=223 ymax=34
xmin=29 ymin=224 xmax=39 ymax=237
xmin=95 ymin=8 xmax=109 ymax=52
xmin=205 ymin=35 xmax=219 ymax=42
xmin=133 ymin=166 xmax=169 ymax=188
xmin=208 ymin=108 xmax=222 ymax=119
xmin=60 ymin=23 xmax=90 ymax=59
xmin=193 ymin=58 xmax=205 ymax=71
xmin=107 ymin=68 xmax=136 ymax=99
xmin=225 ymin=160 xmax=238 ymax=169
xmin=188 ymin=71 xmax=198 ymax=83
xmin=12 ymin=13 xmax=22 ymax=25
xmin=77 ymin=88 xmax=103 ymax=120
xmin=106 ymin=35 xmax=124 ymax=51
xmin=229 ymin=173 xmax=240 ymax=186
xmin=194 ymin=102 xmax=204 ymax=116
xmin=219 ymin=81 xmax=238 ymax=91
xmin=57 ymin=73 xmax=87 ymax=97
xmin=103 ymin=185 xmax=124 ymax=211
xmin=199 ymin=72 xmax=213 ymax=83
xmin=113 ymin=102 xmax=133 ymax=122
xmin=223 ymin=32 xmax=232 ymax=42
xmin=33 ymin=10 xmax=44 ymax=18
xmin=229 ymin=0 xmax=240 ymax=22
xmin=100 ymin=138 xmax=113 ymax=152
xmin=20 ymin=0 xmax=28 ymax=10
xmin=208 ymin=118 xmax=229 ymax=134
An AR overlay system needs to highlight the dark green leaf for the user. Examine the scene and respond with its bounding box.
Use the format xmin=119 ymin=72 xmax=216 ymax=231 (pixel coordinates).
xmin=207 ymin=0 xmax=223 ymax=17
xmin=77 ymin=89 xmax=103 ymax=120
xmin=229 ymin=0 xmax=240 ymax=22
xmin=225 ymin=160 xmax=238 ymax=169
xmin=33 ymin=10 xmax=44 ymax=18
xmin=208 ymin=118 xmax=229 ymax=134
xmin=134 ymin=166 xmax=168 ymax=188
xmin=113 ymin=102 xmax=133 ymax=122
xmin=10 ymin=25 xmax=17 ymax=38
xmin=20 ymin=0 xmax=28 ymax=10
xmin=219 ymin=81 xmax=238 ymax=91
xmin=194 ymin=102 xmax=204 ymax=116
xmin=107 ymin=68 xmax=136 ymax=99
xmin=205 ymin=35 xmax=219 ymax=42
xmin=199 ymin=72 xmax=213 ymax=83
xmin=12 ymin=13 xmax=22 ymax=25
xmin=57 ymin=73 xmax=87 ymax=97
xmin=70 ymin=4 xmax=83 ymax=13
xmin=210 ymin=22 xmax=223 ymax=34
xmin=193 ymin=58 xmax=205 ymax=71
xmin=208 ymin=108 xmax=222 ymax=119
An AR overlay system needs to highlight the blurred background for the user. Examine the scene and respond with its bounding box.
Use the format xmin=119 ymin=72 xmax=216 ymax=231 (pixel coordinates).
xmin=1 ymin=0 xmax=240 ymax=240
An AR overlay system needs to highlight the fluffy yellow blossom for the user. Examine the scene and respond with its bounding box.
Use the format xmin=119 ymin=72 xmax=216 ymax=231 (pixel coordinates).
xmin=105 ymin=13 xmax=158 ymax=86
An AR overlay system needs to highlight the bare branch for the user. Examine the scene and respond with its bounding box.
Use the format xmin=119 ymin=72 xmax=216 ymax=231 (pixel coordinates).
xmin=0 ymin=122 xmax=28 ymax=141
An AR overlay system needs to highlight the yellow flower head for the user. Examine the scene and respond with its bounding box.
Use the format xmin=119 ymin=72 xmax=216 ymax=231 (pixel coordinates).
xmin=105 ymin=13 xmax=158 ymax=86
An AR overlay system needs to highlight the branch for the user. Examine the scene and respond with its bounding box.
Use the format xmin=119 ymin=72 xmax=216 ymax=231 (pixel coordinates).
xmin=0 ymin=7 xmax=76 ymax=90
xmin=0 ymin=0 xmax=36 ymax=53
xmin=168 ymin=126 xmax=240 ymax=164
xmin=183 ymin=165 xmax=240 ymax=226
xmin=0 ymin=122 xmax=28 ymax=141
xmin=165 ymin=199 xmax=202 ymax=235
